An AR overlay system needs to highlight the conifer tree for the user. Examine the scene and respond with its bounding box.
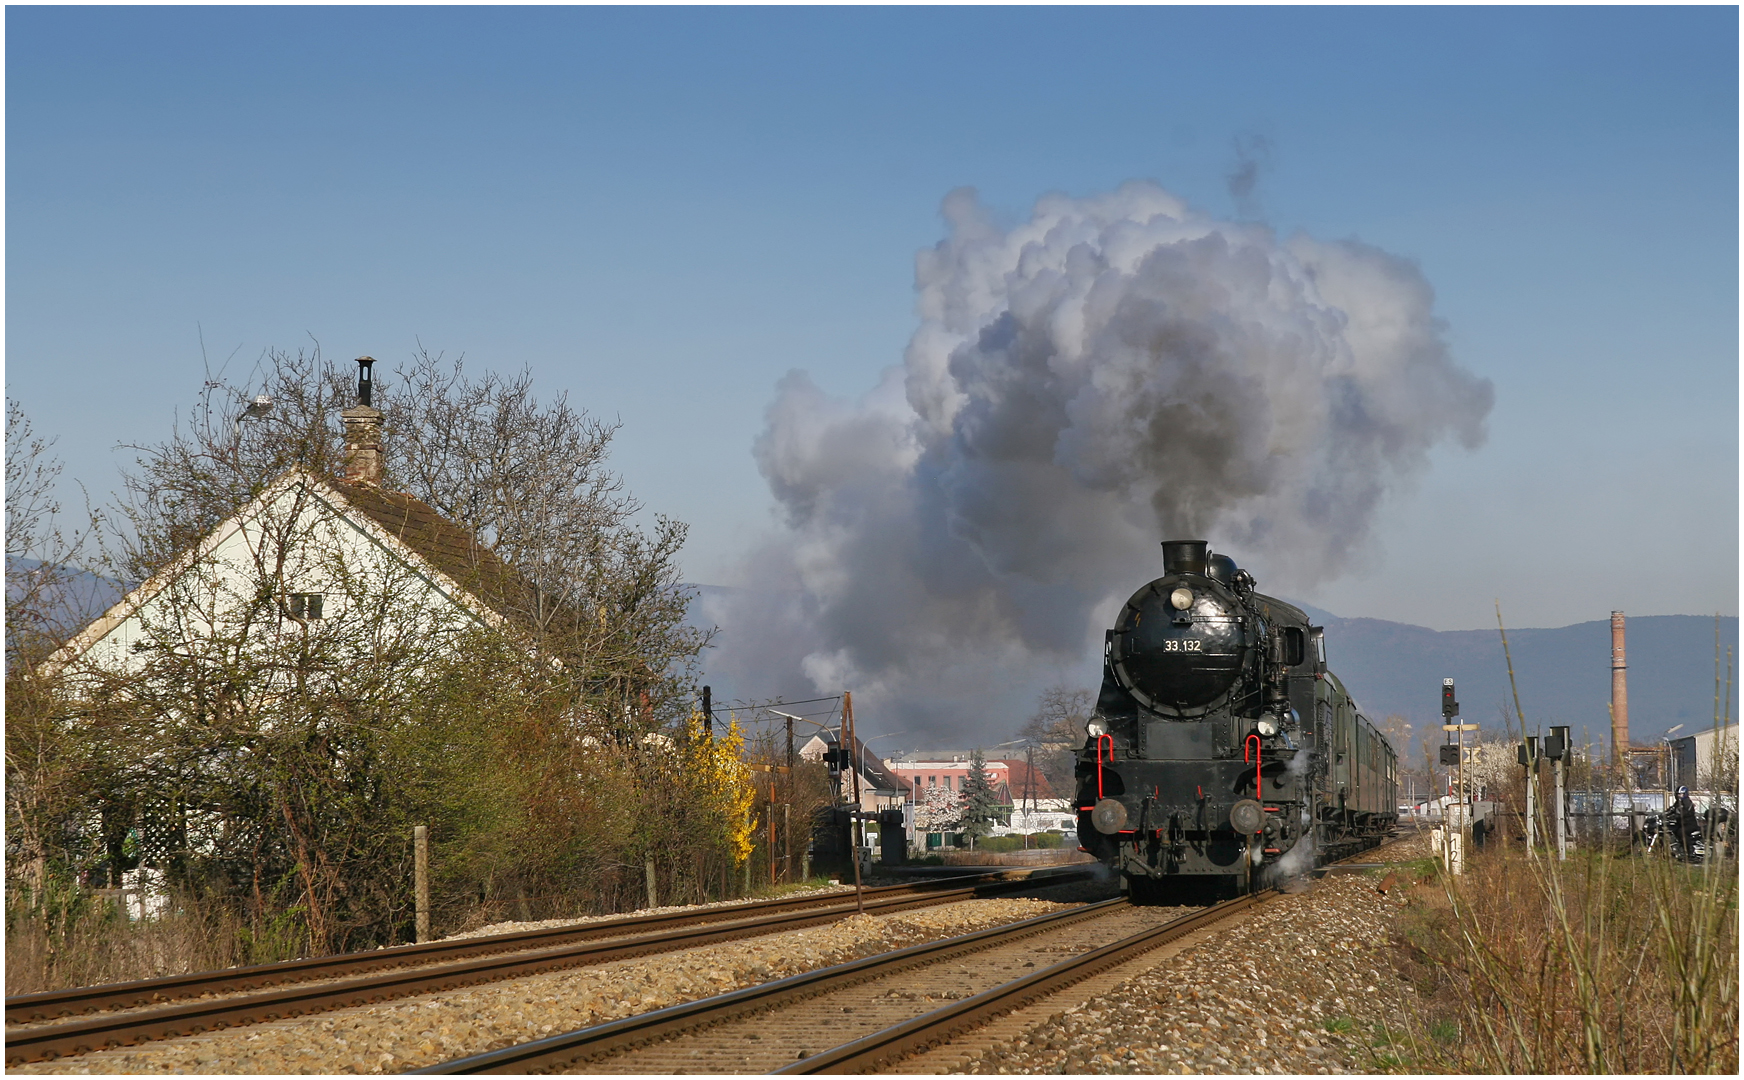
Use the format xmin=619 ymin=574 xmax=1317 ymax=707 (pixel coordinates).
xmin=959 ymin=748 xmax=1001 ymax=846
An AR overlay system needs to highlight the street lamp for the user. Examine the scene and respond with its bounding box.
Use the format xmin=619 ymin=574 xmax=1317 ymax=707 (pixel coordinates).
xmin=851 ymin=731 xmax=911 ymax=854
xmin=1663 ymin=724 xmax=1685 ymax=794
xmin=236 ymin=395 xmax=274 ymax=445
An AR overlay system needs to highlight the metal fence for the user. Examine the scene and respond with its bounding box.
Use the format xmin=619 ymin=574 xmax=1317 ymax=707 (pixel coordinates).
xmin=1411 ymin=791 xmax=1737 ymax=855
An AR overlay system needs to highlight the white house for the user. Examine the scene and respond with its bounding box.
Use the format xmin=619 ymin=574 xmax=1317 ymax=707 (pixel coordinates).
xmin=37 ymin=385 xmax=527 ymax=919
xmin=795 ymin=730 xmax=913 ymax=816
xmin=44 ymin=397 xmax=518 ymax=685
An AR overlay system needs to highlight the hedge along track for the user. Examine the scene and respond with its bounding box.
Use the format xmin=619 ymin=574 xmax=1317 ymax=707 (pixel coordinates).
xmin=4 ymin=866 xmax=1091 ymax=1066
xmin=418 ymin=834 xmax=1414 ymax=1075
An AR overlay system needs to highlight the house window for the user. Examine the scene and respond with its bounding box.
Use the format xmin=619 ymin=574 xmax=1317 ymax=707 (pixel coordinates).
xmin=289 ymin=593 xmax=325 ymax=620
xmin=928 ymin=776 xmax=936 ymax=787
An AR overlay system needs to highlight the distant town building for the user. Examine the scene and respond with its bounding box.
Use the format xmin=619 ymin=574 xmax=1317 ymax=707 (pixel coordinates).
xmin=1669 ymin=724 xmax=1738 ymax=795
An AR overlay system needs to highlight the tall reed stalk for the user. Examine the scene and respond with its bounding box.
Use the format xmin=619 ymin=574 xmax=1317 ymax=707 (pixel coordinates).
xmin=1390 ymin=604 xmax=1738 ymax=1073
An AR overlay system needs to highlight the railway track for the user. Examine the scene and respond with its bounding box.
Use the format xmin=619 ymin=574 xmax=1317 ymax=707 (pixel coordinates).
xmin=5 ymin=867 xmax=1090 ymax=1066
xmin=420 ymin=835 xmax=1410 ymax=1074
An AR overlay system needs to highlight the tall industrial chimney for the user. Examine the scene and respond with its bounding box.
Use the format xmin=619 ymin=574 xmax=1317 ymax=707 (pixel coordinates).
xmin=1610 ymin=611 xmax=1628 ymax=765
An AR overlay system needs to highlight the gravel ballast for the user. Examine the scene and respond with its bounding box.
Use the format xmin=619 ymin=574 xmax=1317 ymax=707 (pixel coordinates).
xmin=948 ymin=841 xmax=1426 ymax=1075
xmin=15 ymin=896 xmax=1075 ymax=1074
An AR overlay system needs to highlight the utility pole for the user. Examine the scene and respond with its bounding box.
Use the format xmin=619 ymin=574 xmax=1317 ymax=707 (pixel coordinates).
xmin=702 ymin=685 xmax=712 ymax=739
xmin=842 ymin=691 xmax=864 ymax=914
xmin=784 ymin=714 xmax=795 ymax=885
xmin=1022 ymin=744 xmax=1035 ymax=849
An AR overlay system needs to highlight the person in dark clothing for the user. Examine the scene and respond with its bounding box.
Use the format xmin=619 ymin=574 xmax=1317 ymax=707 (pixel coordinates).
xmin=1671 ymin=786 xmax=1701 ymax=862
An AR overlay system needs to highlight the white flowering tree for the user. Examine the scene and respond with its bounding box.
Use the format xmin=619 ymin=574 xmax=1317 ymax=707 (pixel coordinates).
xmin=913 ymin=784 xmax=964 ymax=842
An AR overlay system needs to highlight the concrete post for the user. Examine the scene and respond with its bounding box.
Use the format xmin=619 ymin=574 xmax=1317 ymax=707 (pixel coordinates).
xmin=413 ymin=825 xmax=430 ymax=944
xmin=1524 ymin=767 xmax=1536 ymax=852
xmin=644 ymin=854 xmax=658 ymax=909
xmin=1554 ymin=757 xmax=1568 ymax=860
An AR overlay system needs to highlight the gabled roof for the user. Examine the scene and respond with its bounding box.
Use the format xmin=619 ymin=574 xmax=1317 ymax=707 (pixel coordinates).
xmin=999 ymin=759 xmax=1057 ymax=802
xmin=325 ymin=480 xmax=527 ymax=619
xmin=42 ymin=468 xmax=519 ymax=675
xmin=800 ymin=730 xmax=913 ymax=796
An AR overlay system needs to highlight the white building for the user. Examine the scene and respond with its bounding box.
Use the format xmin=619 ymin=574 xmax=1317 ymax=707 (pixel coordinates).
xmin=38 ymin=391 xmax=525 ymax=915
xmin=45 ymin=401 xmax=516 ymax=684
xmin=1670 ymin=724 xmax=1738 ymax=796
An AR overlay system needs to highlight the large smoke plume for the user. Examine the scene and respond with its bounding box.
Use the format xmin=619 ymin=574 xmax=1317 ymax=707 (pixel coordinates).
xmin=707 ymin=182 xmax=1493 ymax=743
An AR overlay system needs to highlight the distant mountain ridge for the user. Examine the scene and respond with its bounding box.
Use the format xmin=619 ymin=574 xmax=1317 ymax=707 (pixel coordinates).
xmin=5 ymin=556 xmax=130 ymax=621
xmin=689 ymin=583 xmax=1736 ymax=755
xmin=28 ymin=571 xmax=1730 ymax=755
xmin=1310 ymin=611 xmax=1737 ymax=752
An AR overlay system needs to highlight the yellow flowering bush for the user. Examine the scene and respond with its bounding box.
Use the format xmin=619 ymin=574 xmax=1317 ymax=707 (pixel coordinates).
xmin=681 ymin=712 xmax=756 ymax=866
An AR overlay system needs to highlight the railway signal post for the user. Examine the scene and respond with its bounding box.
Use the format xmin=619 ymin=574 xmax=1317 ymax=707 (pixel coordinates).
xmin=1518 ymin=736 xmax=1541 ymax=851
xmin=1441 ymin=678 xmax=1476 ymax=874
xmin=1546 ymin=725 xmax=1570 ymax=859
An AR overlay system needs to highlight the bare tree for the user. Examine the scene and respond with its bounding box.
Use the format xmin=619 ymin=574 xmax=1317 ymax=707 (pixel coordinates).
xmin=6 ymin=399 xmax=102 ymax=671
xmin=377 ymin=348 xmax=701 ymax=712
xmin=13 ymin=347 xmax=720 ymax=960
xmin=1018 ymin=685 xmax=1092 ymax=797
xmin=6 ymin=399 xmax=108 ymax=897
xmin=108 ymin=345 xmax=706 ymax=724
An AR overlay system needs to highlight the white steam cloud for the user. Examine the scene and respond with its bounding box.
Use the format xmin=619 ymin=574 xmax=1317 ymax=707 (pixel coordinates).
xmin=709 ymin=182 xmax=1492 ymax=743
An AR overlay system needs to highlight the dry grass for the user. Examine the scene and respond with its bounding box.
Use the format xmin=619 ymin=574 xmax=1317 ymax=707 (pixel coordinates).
xmin=4 ymin=883 xmax=305 ymax=996
xmin=1391 ymin=841 xmax=1738 ymax=1073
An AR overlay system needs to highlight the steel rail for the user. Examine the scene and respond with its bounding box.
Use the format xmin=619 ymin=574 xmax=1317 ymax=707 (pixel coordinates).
xmin=780 ymin=833 xmax=1415 ymax=1074
xmin=8 ymin=866 xmax=1085 ymax=1025
xmin=410 ymin=899 xmax=1132 ymax=1074
xmin=416 ymin=834 xmax=1412 ymax=1075
xmin=5 ymin=869 xmax=1090 ymax=1066
xmin=774 ymin=891 xmax=1272 ymax=1073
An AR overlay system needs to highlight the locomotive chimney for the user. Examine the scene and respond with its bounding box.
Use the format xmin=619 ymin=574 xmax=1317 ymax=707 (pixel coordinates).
xmin=341 ymin=356 xmax=384 ymax=488
xmin=1161 ymin=540 xmax=1209 ymax=576
xmin=1610 ymin=611 xmax=1628 ymax=765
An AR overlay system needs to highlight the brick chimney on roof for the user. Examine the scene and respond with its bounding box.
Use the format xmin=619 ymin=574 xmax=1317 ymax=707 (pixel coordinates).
xmin=342 ymin=356 xmax=383 ymax=487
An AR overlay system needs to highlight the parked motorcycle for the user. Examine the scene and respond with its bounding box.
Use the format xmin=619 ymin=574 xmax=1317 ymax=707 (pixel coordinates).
xmin=1642 ymin=809 xmax=1706 ymax=863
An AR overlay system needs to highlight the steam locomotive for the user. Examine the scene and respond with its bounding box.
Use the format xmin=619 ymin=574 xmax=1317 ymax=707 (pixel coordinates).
xmin=1075 ymin=540 xmax=1396 ymax=900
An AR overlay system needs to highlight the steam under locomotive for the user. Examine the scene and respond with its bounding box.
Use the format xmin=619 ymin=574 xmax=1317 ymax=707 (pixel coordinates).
xmin=1076 ymin=540 xmax=1396 ymax=900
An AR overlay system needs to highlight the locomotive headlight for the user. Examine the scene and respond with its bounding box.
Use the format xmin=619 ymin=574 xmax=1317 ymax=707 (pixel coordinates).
xmin=1086 ymin=720 xmax=1107 ymax=738
xmin=1256 ymin=718 xmax=1278 ymax=737
xmin=1169 ymin=587 xmax=1193 ymax=611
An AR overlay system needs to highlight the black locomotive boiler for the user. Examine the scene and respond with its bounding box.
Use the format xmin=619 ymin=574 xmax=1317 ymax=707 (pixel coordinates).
xmin=1075 ymin=540 xmax=1396 ymax=900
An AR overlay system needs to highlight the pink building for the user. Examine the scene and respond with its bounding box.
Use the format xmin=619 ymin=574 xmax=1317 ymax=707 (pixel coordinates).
xmin=885 ymin=758 xmax=1011 ymax=797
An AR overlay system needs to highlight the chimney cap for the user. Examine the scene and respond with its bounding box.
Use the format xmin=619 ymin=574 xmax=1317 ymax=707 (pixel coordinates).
xmin=355 ymin=356 xmax=376 ymax=407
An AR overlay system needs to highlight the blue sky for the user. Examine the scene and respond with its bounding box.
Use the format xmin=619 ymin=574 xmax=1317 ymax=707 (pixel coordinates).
xmin=7 ymin=6 xmax=1737 ymax=653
